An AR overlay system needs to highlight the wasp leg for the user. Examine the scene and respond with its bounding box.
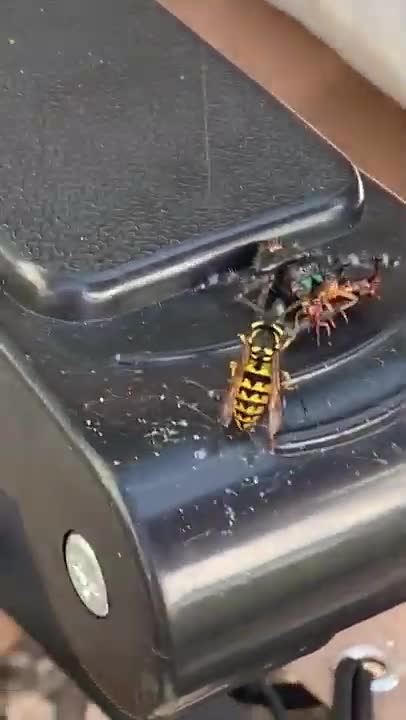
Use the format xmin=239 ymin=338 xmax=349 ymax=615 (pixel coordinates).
xmin=280 ymin=324 xmax=299 ymax=351
xmin=229 ymin=360 xmax=238 ymax=377
xmin=267 ymin=359 xmax=283 ymax=452
xmin=236 ymin=273 xmax=275 ymax=314
xmin=238 ymin=273 xmax=273 ymax=296
xmin=235 ymin=293 xmax=273 ymax=317
xmin=235 ymin=296 xmax=259 ymax=312
xmin=257 ymin=281 xmax=272 ymax=312
xmin=221 ymin=365 xmax=239 ymax=427
xmin=281 ymin=370 xmax=297 ymax=391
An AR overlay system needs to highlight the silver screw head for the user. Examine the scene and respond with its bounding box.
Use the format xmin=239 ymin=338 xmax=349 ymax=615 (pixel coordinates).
xmin=64 ymin=532 xmax=109 ymax=618
xmin=338 ymin=645 xmax=399 ymax=693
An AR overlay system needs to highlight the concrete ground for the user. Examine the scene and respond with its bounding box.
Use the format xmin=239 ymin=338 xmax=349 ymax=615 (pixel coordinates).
xmin=1 ymin=621 xmax=326 ymax=719
xmin=0 ymin=615 xmax=106 ymax=720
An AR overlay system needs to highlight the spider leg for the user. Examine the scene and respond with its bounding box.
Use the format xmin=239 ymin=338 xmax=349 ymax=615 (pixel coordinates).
xmin=314 ymin=317 xmax=332 ymax=346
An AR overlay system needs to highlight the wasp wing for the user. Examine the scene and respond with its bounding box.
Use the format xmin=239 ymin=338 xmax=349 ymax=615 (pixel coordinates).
xmin=267 ymin=351 xmax=284 ymax=450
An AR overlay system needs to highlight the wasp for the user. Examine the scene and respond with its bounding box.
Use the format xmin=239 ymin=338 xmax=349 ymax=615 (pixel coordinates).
xmin=221 ymin=319 xmax=296 ymax=449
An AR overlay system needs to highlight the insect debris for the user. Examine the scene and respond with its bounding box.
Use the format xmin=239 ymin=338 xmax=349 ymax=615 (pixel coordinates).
xmin=237 ymin=251 xmax=392 ymax=346
xmin=222 ymin=248 xmax=395 ymax=448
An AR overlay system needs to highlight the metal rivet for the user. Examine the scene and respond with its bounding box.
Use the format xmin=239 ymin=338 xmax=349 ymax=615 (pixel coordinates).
xmin=64 ymin=532 xmax=109 ymax=618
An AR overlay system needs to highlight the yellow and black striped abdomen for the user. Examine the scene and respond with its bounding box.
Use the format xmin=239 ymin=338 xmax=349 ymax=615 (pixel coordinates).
xmin=231 ymin=321 xmax=285 ymax=432
xmin=233 ymin=365 xmax=272 ymax=431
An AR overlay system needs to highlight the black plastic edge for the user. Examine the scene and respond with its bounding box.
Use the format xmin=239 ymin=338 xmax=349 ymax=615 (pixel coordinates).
xmin=0 ymin=333 xmax=171 ymax=717
xmin=0 ymin=166 xmax=364 ymax=322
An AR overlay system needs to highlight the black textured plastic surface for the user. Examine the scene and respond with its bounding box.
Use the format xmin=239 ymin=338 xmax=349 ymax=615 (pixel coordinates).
xmin=0 ymin=0 xmax=355 ymax=274
xmin=0 ymin=178 xmax=403 ymax=451
xmin=1 ymin=177 xmax=406 ymax=720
